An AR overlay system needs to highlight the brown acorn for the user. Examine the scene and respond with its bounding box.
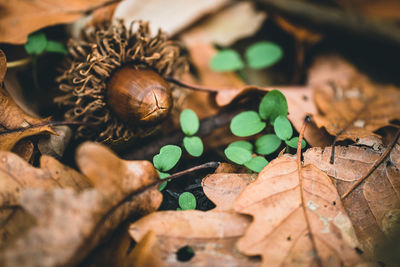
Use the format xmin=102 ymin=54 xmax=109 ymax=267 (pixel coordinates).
xmin=55 ymin=21 xmax=188 ymax=142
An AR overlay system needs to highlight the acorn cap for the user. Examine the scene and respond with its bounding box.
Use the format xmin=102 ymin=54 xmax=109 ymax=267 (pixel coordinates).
xmin=55 ymin=20 xmax=188 ymax=142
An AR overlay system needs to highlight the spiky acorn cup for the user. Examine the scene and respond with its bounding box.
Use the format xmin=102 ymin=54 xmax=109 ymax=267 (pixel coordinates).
xmin=55 ymin=21 xmax=188 ymax=144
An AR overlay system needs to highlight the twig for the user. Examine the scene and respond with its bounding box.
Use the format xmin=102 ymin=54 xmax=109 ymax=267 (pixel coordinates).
xmin=297 ymin=115 xmax=322 ymax=266
xmin=0 ymin=121 xmax=89 ymax=136
xmin=6 ymin=57 xmax=32 ymax=68
xmin=341 ymin=128 xmax=400 ymax=200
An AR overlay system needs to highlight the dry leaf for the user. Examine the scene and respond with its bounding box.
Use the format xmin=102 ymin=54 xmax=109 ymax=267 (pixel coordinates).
xmin=114 ymin=0 xmax=229 ymax=36
xmin=274 ymin=15 xmax=323 ymax=44
xmin=309 ymin=55 xmax=400 ymax=142
xmin=0 ymin=87 xmax=56 ymax=150
xmin=0 ymin=0 xmax=113 ymax=44
xmin=0 ymin=50 xmax=6 ymax=83
xmin=11 ymin=139 xmax=34 ymax=162
xmin=38 ymin=125 xmax=72 ymax=160
xmin=129 ymin=210 xmax=259 ymax=266
xmin=304 ymin=144 xmax=400 ymax=262
xmin=234 ymin=155 xmax=362 ymax=266
xmin=181 ymin=2 xmax=266 ymax=47
xmin=0 ymin=150 xmax=91 ymax=250
xmin=1 ymin=142 xmax=162 ymax=267
xmin=333 ymin=0 xmax=400 ymax=20
xmin=202 ymin=173 xmax=256 ymax=211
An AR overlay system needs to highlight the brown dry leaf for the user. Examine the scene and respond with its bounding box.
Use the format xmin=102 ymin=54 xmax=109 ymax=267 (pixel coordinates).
xmin=0 ymin=150 xmax=91 ymax=250
xmin=129 ymin=210 xmax=259 ymax=266
xmin=234 ymin=155 xmax=362 ymax=266
xmin=0 ymin=87 xmax=56 ymax=150
xmin=304 ymin=144 xmax=400 ymax=262
xmin=202 ymin=173 xmax=256 ymax=211
xmin=309 ymin=55 xmax=400 ymax=142
xmin=333 ymin=0 xmax=400 ymax=20
xmin=1 ymin=142 xmax=162 ymax=267
xmin=0 ymin=50 xmax=6 ymax=83
xmin=113 ymin=0 xmax=229 ymax=36
xmin=181 ymin=2 xmax=266 ymax=47
xmin=0 ymin=0 xmax=113 ymax=44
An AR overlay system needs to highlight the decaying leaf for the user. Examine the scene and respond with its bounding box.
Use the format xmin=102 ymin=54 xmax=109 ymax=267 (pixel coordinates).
xmin=309 ymin=55 xmax=400 ymax=142
xmin=0 ymin=53 xmax=55 ymax=150
xmin=1 ymin=142 xmax=162 ymax=267
xmin=234 ymin=155 xmax=362 ymax=266
xmin=202 ymin=173 xmax=256 ymax=211
xmin=181 ymin=2 xmax=266 ymax=47
xmin=129 ymin=210 xmax=259 ymax=266
xmin=0 ymin=50 xmax=6 ymax=83
xmin=114 ymin=0 xmax=229 ymax=36
xmin=0 ymin=150 xmax=91 ymax=250
xmin=304 ymin=144 xmax=400 ymax=262
xmin=0 ymin=87 xmax=56 ymax=150
xmin=0 ymin=0 xmax=113 ymax=44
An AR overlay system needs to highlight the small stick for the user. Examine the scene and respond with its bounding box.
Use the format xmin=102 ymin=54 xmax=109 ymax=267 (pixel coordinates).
xmin=6 ymin=57 xmax=32 ymax=68
xmin=166 ymin=76 xmax=221 ymax=93
xmin=341 ymin=128 xmax=400 ymax=199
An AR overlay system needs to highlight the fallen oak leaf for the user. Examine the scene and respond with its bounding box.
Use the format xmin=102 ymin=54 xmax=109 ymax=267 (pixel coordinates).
xmin=304 ymin=144 xmax=400 ymax=262
xmin=202 ymin=173 xmax=256 ymax=211
xmin=0 ymin=151 xmax=91 ymax=250
xmin=129 ymin=210 xmax=259 ymax=266
xmin=309 ymin=55 xmax=400 ymax=143
xmin=0 ymin=50 xmax=6 ymax=83
xmin=1 ymin=142 xmax=162 ymax=267
xmin=0 ymin=0 xmax=115 ymax=44
xmin=234 ymin=155 xmax=363 ymax=266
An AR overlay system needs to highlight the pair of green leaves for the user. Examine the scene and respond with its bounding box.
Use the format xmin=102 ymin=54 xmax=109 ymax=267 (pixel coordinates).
xmin=225 ymin=90 xmax=306 ymax=171
xmin=224 ymin=141 xmax=268 ymax=173
xmin=180 ymin=109 xmax=203 ymax=157
xmin=230 ymin=90 xmax=288 ymax=137
xmin=153 ymin=145 xmax=181 ymax=191
xmin=25 ymin=32 xmax=67 ymax=56
xmin=210 ymin=41 xmax=283 ymax=72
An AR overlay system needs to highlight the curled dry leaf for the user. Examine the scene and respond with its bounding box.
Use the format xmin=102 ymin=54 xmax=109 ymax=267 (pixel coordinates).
xmin=234 ymin=155 xmax=362 ymax=266
xmin=0 ymin=53 xmax=55 ymax=150
xmin=309 ymin=55 xmax=400 ymax=142
xmin=129 ymin=210 xmax=259 ymax=266
xmin=304 ymin=144 xmax=400 ymax=262
xmin=0 ymin=0 xmax=113 ymax=44
xmin=2 ymin=142 xmax=162 ymax=267
xmin=0 ymin=151 xmax=91 ymax=250
xmin=202 ymin=173 xmax=256 ymax=211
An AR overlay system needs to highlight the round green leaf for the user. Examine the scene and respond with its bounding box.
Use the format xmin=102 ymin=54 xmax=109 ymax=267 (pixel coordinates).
xmin=230 ymin=111 xmax=266 ymax=137
xmin=210 ymin=49 xmax=244 ymax=72
xmin=274 ymin=116 xmax=293 ymax=140
xmin=179 ymin=192 xmax=196 ymax=210
xmin=157 ymin=170 xmax=170 ymax=179
xmin=183 ymin=136 xmax=203 ymax=157
xmin=224 ymin=146 xmax=252 ymax=165
xmin=255 ymin=134 xmax=282 ymax=155
xmin=229 ymin=140 xmax=253 ymax=153
xmin=153 ymin=145 xmax=182 ymax=172
xmin=45 ymin=40 xmax=68 ymax=55
xmin=245 ymin=41 xmax=283 ymax=69
xmin=25 ymin=32 xmax=47 ymax=55
xmin=244 ymin=156 xmax=268 ymax=173
xmin=285 ymin=137 xmax=306 ymax=149
xmin=259 ymin=90 xmax=288 ymax=122
xmin=180 ymin=109 xmax=199 ymax=136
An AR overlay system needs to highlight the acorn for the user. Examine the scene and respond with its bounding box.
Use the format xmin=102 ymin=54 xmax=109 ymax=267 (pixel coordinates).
xmin=55 ymin=21 xmax=188 ymax=143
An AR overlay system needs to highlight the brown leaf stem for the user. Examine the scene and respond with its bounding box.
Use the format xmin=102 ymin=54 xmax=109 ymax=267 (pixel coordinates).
xmin=297 ymin=115 xmax=322 ymax=266
xmin=166 ymin=76 xmax=258 ymax=93
xmin=341 ymin=128 xmax=400 ymax=199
